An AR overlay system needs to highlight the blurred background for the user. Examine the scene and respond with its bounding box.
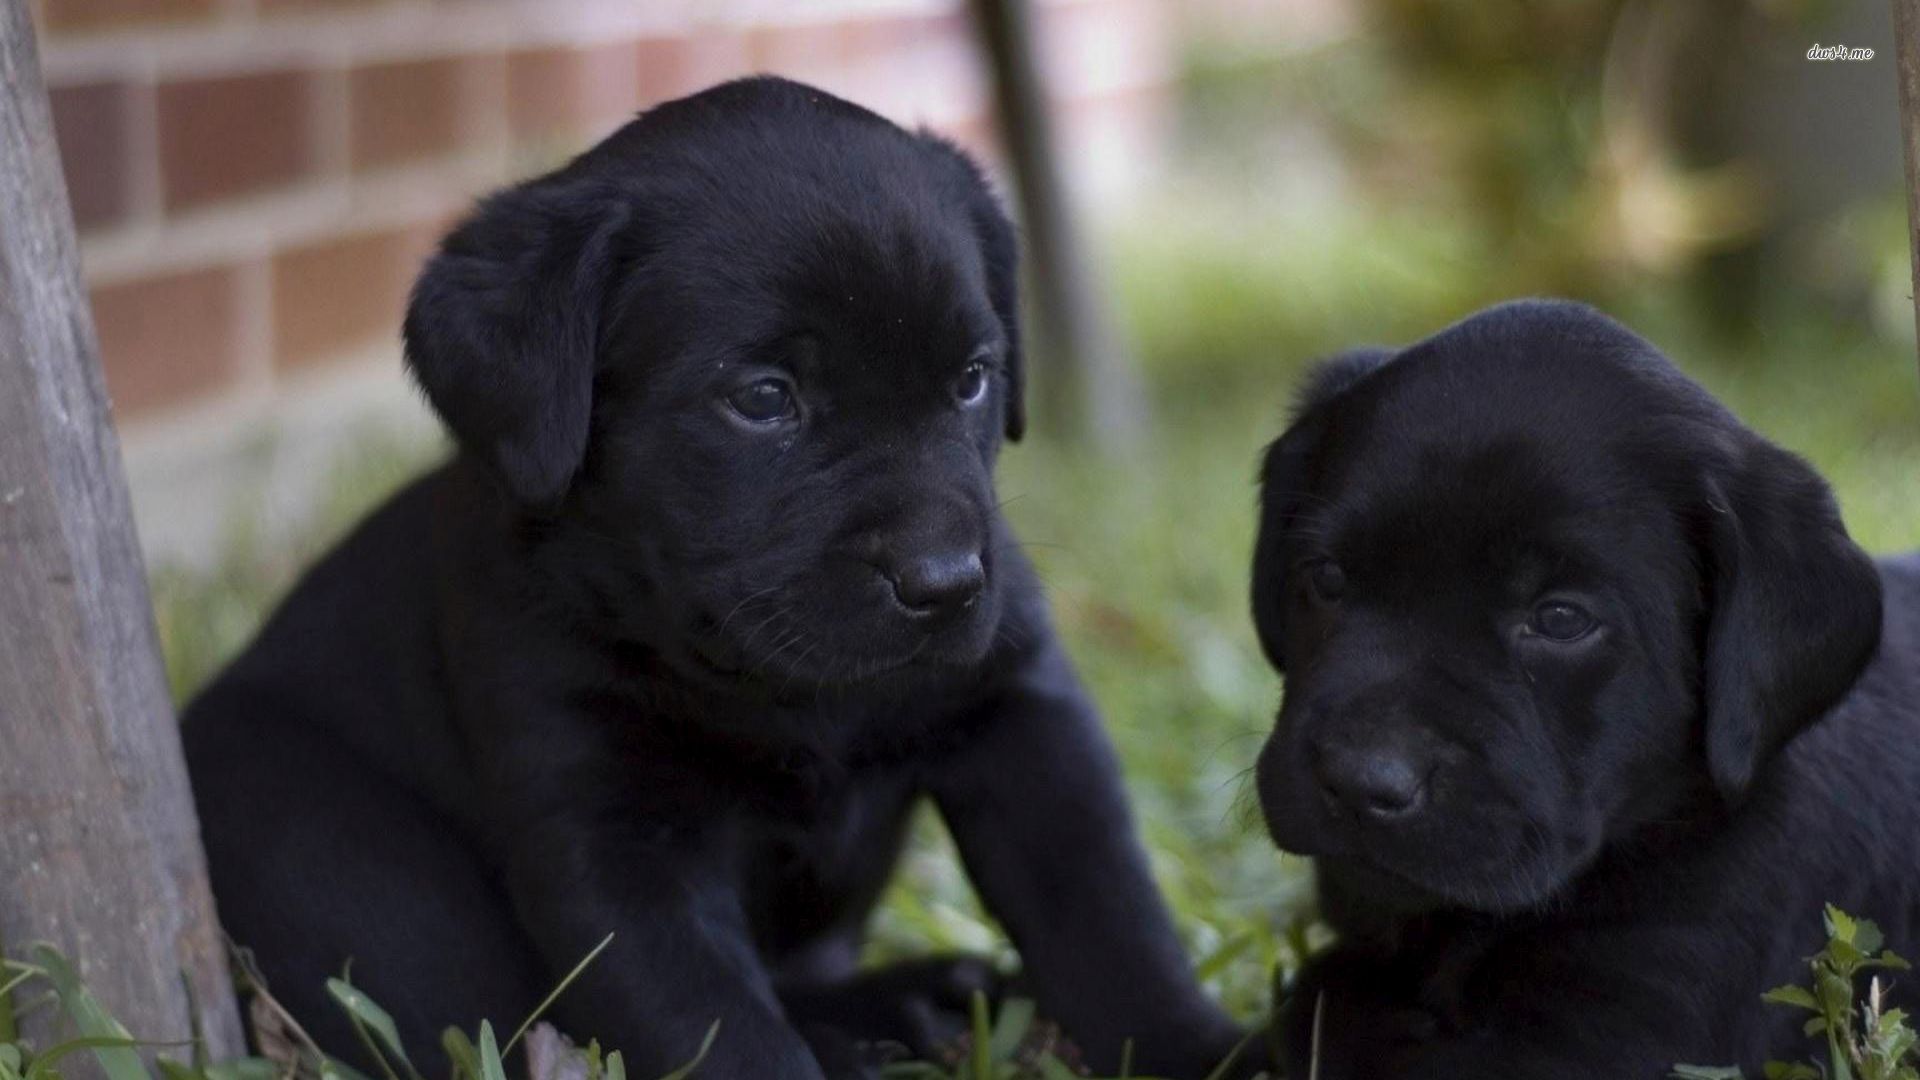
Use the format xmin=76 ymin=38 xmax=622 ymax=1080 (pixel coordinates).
xmin=31 ymin=0 xmax=1919 ymax=1018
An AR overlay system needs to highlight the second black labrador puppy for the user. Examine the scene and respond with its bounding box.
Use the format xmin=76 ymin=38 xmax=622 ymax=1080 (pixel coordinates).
xmin=183 ymin=78 xmax=1240 ymax=1079
xmin=1250 ymin=300 xmax=1919 ymax=1077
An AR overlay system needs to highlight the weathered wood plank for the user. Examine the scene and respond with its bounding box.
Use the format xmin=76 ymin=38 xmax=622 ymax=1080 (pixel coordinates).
xmin=1896 ymin=0 xmax=1920 ymax=376
xmin=0 ymin=0 xmax=243 ymax=1059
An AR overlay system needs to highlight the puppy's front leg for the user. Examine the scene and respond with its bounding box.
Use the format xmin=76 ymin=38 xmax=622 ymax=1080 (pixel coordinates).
xmin=928 ymin=622 xmax=1248 ymax=1078
xmin=498 ymin=810 xmax=844 ymax=1079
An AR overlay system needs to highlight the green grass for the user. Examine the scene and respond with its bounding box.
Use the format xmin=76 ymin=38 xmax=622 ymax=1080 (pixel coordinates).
xmin=5 ymin=910 xmax=1913 ymax=1080
xmin=143 ymin=200 xmax=1920 ymax=1070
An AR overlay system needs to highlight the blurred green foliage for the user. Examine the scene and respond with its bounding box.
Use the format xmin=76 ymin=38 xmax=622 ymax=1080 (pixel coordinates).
xmin=1182 ymin=0 xmax=1908 ymax=312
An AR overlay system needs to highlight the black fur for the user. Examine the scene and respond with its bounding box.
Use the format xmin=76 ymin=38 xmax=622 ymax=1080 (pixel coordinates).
xmin=183 ymin=78 xmax=1239 ymax=1079
xmin=1249 ymin=299 xmax=1916 ymax=1077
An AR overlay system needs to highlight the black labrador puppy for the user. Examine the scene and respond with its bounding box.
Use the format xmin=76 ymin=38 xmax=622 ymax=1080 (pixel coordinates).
xmin=182 ymin=78 xmax=1240 ymax=1079
xmin=1249 ymin=299 xmax=1919 ymax=1077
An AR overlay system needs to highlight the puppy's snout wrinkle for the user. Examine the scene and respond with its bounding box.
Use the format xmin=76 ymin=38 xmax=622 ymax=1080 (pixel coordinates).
xmin=1313 ymin=740 xmax=1432 ymax=822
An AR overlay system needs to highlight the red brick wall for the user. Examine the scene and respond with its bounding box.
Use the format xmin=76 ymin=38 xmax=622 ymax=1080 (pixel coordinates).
xmin=31 ymin=0 xmax=1175 ymax=426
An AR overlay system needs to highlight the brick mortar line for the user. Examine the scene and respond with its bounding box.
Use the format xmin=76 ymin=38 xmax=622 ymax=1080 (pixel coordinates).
xmin=124 ymin=53 xmax=163 ymax=222
xmin=232 ymin=251 xmax=275 ymax=395
xmin=310 ymin=57 xmax=350 ymax=179
xmin=77 ymin=151 xmax=503 ymax=283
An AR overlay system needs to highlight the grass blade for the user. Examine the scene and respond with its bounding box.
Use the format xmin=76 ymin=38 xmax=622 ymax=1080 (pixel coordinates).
xmin=1035 ymin=1054 xmax=1081 ymax=1080
xmin=155 ymin=1057 xmax=203 ymax=1080
xmin=986 ymin=999 xmax=1034 ymax=1063
xmin=1194 ymin=934 xmax=1257 ymax=985
xmin=653 ymin=1021 xmax=717 ymax=1080
xmin=321 ymin=1054 xmax=381 ymax=1080
xmin=968 ymin=991 xmax=992 ymax=1079
xmin=440 ymin=1028 xmax=480 ymax=1080
xmin=1307 ymin=992 xmax=1325 ymax=1080
xmin=31 ymin=945 xmax=149 ymax=1080
xmin=327 ymin=979 xmax=423 ymax=1080
xmin=0 ymin=975 xmax=17 ymax=1047
xmin=202 ymin=1058 xmax=280 ymax=1080
xmin=503 ymin=935 xmax=614 ymax=1059
xmin=0 ymin=928 xmax=18 ymax=1046
xmin=343 ymin=1009 xmax=402 ymax=1080
xmin=476 ymin=1023 xmax=507 ymax=1080
xmin=1199 ymin=1031 xmax=1250 ymax=1080
xmin=25 ymin=1036 xmax=170 ymax=1080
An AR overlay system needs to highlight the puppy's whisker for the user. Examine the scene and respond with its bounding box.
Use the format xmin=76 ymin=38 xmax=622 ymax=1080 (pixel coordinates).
xmin=747 ymin=631 xmax=807 ymax=684
xmin=993 ymin=619 xmax=1034 ymax=653
xmin=778 ymin=638 xmax=822 ymax=696
xmin=1206 ymin=728 xmax=1272 ymax=763
xmin=1225 ymin=767 xmax=1268 ymax=832
xmin=737 ymin=606 xmax=798 ymax=668
xmin=713 ymin=586 xmax=782 ymax=641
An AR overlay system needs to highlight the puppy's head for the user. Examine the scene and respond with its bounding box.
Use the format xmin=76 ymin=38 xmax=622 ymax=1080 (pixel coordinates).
xmin=405 ymin=78 xmax=1025 ymax=692
xmin=1250 ymin=300 xmax=1882 ymax=914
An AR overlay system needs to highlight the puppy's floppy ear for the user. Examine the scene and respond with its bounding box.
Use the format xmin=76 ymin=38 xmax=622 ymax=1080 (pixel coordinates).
xmin=1698 ymin=435 xmax=1882 ymax=801
xmin=920 ymin=135 xmax=1024 ymax=441
xmin=1251 ymin=348 xmax=1395 ymax=671
xmin=404 ymin=176 xmax=629 ymax=506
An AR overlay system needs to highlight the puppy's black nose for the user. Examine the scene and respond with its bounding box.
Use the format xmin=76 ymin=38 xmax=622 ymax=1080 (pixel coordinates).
xmin=1315 ymin=746 xmax=1428 ymax=821
xmin=888 ymin=550 xmax=985 ymax=618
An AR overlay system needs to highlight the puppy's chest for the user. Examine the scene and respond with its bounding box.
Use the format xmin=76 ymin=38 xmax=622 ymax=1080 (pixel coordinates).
xmin=1326 ymin=912 xmax=1505 ymax=1029
xmin=736 ymin=763 xmax=921 ymax=948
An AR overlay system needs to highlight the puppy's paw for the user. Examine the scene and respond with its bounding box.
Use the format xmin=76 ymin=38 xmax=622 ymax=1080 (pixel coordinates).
xmin=781 ymin=955 xmax=1005 ymax=1060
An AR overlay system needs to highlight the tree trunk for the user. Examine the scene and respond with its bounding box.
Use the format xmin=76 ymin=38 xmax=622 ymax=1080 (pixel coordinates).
xmin=969 ymin=0 xmax=1149 ymax=451
xmin=0 ymin=0 xmax=244 ymax=1060
xmin=1896 ymin=0 xmax=1920 ymax=375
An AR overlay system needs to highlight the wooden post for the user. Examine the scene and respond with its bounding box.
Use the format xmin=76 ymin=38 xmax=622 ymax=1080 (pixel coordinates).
xmin=969 ymin=0 xmax=1148 ymax=450
xmin=1896 ymin=0 xmax=1920 ymax=377
xmin=0 ymin=0 xmax=244 ymax=1060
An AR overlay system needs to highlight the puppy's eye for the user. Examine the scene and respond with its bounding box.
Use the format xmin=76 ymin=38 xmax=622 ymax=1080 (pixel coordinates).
xmin=1530 ymin=600 xmax=1596 ymax=642
xmin=1306 ymin=559 xmax=1346 ymax=602
xmin=726 ymin=379 xmax=796 ymax=424
xmin=953 ymin=362 xmax=990 ymax=406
